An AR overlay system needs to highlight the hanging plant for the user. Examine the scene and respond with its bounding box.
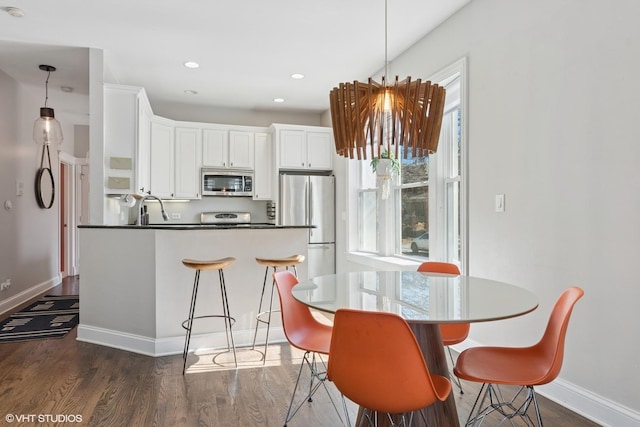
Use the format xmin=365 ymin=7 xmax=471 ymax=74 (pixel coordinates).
xmin=370 ymin=150 xmax=400 ymax=200
xmin=370 ymin=150 xmax=400 ymax=176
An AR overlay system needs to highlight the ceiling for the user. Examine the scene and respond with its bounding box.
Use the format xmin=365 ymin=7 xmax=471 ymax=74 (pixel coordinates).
xmin=0 ymin=0 xmax=469 ymax=114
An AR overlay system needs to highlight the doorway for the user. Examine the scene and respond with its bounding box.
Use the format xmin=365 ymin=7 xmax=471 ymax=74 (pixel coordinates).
xmin=59 ymin=156 xmax=89 ymax=278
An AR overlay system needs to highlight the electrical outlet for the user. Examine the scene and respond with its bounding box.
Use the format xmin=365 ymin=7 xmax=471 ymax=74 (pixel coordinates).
xmin=171 ymin=213 xmax=181 ymax=220
xmin=0 ymin=279 xmax=11 ymax=291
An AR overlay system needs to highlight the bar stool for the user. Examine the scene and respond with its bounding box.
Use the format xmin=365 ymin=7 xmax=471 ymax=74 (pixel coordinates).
xmin=182 ymin=256 xmax=237 ymax=374
xmin=252 ymin=254 xmax=305 ymax=362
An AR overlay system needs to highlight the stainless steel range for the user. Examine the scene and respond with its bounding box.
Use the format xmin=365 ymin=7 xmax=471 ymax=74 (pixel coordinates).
xmin=201 ymin=211 xmax=252 ymax=227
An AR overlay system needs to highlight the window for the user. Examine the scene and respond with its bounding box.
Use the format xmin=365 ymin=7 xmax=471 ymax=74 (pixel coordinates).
xmin=354 ymin=58 xmax=467 ymax=270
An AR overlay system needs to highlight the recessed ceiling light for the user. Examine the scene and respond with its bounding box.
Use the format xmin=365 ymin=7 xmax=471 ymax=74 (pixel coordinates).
xmin=290 ymin=73 xmax=305 ymax=79
xmin=5 ymin=7 xmax=25 ymax=18
xmin=273 ymin=98 xmax=285 ymax=103
xmin=184 ymin=90 xmax=198 ymax=95
xmin=183 ymin=61 xmax=200 ymax=69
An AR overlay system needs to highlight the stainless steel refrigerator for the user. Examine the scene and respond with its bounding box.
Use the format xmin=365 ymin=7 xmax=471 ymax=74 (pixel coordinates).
xmin=280 ymin=173 xmax=335 ymax=278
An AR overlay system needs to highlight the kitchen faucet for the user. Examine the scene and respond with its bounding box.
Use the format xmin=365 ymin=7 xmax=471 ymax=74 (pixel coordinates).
xmin=137 ymin=195 xmax=170 ymax=226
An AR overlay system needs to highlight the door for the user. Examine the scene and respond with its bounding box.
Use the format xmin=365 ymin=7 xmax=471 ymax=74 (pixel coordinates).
xmin=309 ymin=175 xmax=335 ymax=244
xmin=279 ymin=174 xmax=308 ymax=226
xmin=60 ymin=163 xmax=67 ymax=277
xmin=307 ymin=243 xmax=336 ymax=278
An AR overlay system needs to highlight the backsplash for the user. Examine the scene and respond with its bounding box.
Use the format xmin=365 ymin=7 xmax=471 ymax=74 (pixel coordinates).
xmin=120 ymin=198 xmax=273 ymax=225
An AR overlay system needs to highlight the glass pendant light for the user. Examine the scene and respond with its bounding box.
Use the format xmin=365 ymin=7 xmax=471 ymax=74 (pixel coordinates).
xmin=33 ymin=65 xmax=64 ymax=146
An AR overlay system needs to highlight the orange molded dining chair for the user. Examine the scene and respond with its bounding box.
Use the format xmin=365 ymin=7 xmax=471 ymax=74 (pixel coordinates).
xmin=453 ymin=287 xmax=584 ymax=426
xmin=272 ymin=270 xmax=342 ymax=427
xmin=417 ymin=261 xmax=468 ymax=393
xmin=328 ymin=308 xmax=452 ymax=427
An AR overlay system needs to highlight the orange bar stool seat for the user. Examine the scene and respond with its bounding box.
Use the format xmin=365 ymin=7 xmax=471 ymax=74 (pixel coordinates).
xmin=417 ymin=261 xmax=468 ymax=393
xmin=251 ymin=254 xmax=305 ymax=362
xmin=454 ymin=287 xmax=584 ymax=426
xmin=181 ymin=257 xmax=237 ymax=374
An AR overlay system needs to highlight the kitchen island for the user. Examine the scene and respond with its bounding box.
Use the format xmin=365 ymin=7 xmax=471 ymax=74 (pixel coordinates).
xmin=77 ymin=224 xmax=311 ymax=356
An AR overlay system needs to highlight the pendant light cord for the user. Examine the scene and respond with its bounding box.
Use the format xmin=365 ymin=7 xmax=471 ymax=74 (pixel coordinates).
xmin=44 ymin=70 xmax=51 ymax=108
xmin=384 ymin=0 xmax=388 ymax=81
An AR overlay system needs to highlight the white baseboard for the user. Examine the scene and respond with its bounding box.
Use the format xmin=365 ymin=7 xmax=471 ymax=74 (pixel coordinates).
xmin=452 ymin=340 xmax=640 ymax=427
xmin=76 ymin=324 xmax=286 ymax=357
xmin=77 ymin=325 xmax=157 ymax=356
xmin=0 ymin=275 xmax=61 ymax=316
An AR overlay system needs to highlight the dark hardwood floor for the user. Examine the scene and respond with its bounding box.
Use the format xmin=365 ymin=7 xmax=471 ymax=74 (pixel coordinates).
xmin=0 ymin=276 xmax=600 ymax=426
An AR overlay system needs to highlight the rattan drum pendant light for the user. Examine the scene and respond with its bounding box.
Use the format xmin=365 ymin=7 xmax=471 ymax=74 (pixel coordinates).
xmin=329 ymin=0 xmax=446 ymax=160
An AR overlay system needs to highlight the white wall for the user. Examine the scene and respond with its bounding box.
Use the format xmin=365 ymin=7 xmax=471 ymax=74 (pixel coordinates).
xmin=0 ymin=64 xmax=89 ymax=313
xmin=341 ymin=0 xmax=639 ymax=424
xmin=0 ymin=71 xmax=60 ymax=311
xmin=153 ymin=102 xmax=324 ymax=128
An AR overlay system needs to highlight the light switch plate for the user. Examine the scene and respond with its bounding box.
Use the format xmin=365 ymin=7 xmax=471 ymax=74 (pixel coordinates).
xmin=495 ymin=194 xmax=505 ymax=212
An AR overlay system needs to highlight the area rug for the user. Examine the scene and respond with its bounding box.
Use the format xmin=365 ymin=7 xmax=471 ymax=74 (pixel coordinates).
xmin=0 ymin=295 xmax=79 ymax=343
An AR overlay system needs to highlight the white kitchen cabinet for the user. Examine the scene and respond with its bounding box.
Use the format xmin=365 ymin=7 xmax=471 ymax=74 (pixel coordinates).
xmin=229 ymin=130 xmax=254 ymax=169
xmin=149 ymin=118 xmax=174 ymax=198
xmin=276 ymin=126 xmax=333 ymax=171
xmin=136 ymin=94 xmax=152 ymax=195
xmin=104 ymin=84 xmax=152 ymax=195
xmin=174 ymin=126 xmax=202 ymax=199
xmin=253 ymin=132 xmax=273 ymax=200
xmin=202 ymin=128 xmax=254 ymax=170
xmin=306 ymin=131 xmax=333 ymax=170
xmin=202 ymin=128 xmax=228 ymax=168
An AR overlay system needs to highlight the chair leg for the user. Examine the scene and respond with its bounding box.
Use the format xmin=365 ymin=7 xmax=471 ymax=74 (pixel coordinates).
xmin=339 ymin=394 xmax=353 ymax=427
xmin=464 ymin=383 xmax=543 ymax=427
xmin=262 ymin=269 xmax=277 ymax=362
xmin=251 ymin=266 xmax=270 ymax=350
xmin=218 ymin=269 xmax=237 ymax=369
xmin=252 ymin=266 xmax=279 ymax=363
xmin=447 ymin=346 xmax=464 ymax=394
xmin=283 ymin=351 xmax=343 ymax=426
xmin=182 ymin=269 xmax=200 ymax=375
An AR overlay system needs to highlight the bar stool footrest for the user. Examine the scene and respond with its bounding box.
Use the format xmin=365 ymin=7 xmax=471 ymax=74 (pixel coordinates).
xmin=256 ymin=309 xmax=281 ymax=323
xmin=182 ymin=315 xmax=236 ymax=331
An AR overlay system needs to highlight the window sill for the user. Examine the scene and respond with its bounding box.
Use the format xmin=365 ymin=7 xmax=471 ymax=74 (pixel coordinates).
xmin=346 ymin=252 xmax=422 ymax=271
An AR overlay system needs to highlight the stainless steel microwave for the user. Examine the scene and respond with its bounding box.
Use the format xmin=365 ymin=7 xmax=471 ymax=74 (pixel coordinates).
xmin=201 ymin=169 xmax=253 ymax=196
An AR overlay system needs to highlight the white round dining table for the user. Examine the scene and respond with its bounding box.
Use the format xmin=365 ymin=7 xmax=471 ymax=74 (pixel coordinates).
xmin=292 ymin=271 xmax=539 ymax=427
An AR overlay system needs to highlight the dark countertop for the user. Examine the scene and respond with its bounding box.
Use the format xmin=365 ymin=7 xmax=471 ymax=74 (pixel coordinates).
xmin=78 ymin=223 xmax=314 ymax=230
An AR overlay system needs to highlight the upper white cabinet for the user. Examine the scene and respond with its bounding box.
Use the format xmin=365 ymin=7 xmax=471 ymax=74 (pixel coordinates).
xmin=201 ymin=128 xmax=227 ymax=168
xmin=104 ymin=84 xmax=151 ymax=195
xmin=253 ymin=132 xmax=274 ymax=200
xmin=274 ymin=125 xmax=334 ymax=171
xmin=202 ymin=128 xmax=254 ymax=170
xmin=149 ymin=121 xmax=201 ymax=200
xmin=137 ymin=94 xmax=152 ymax=195
xmin=228 ymin=131 xmax=254 ymax=169
xmin=149 ymin=118 xmax=175 ymax=198
xmin=174 ymin=126 xmax=202 ymax=199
